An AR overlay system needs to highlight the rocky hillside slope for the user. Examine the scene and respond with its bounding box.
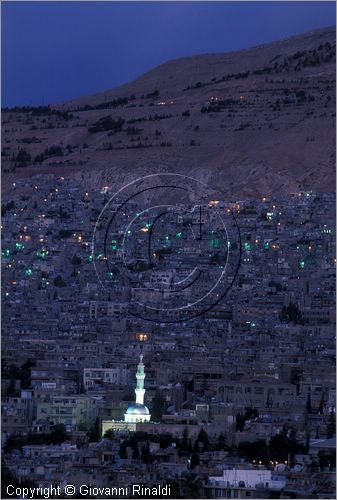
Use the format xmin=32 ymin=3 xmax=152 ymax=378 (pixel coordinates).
xmin=2 ymin=26 xmax=335 ymax=198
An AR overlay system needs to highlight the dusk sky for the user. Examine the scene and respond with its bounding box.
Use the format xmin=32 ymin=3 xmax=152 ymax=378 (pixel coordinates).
xmin=2 ymin=1 xmax=336 ymax=107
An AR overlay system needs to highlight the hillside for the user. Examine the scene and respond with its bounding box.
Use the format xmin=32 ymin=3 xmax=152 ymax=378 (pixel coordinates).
xmin=2 ymin=26 xmax=336 ymax=198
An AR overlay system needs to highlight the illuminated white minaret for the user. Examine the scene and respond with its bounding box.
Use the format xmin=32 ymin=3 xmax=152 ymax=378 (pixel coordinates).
xmin=135 ymin=354 xmax=146 ymax=405
xmin=124 ymin=353 xmax=150 ymax=423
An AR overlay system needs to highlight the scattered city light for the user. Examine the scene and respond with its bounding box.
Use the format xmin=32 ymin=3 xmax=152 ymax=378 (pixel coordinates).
xmin=138 ymin=333 xmax=148 ymax=341
xmin=36 ymin=249 xmax=49 ymax=259
xmin=211 ymin=238 xmax=220 ymax=248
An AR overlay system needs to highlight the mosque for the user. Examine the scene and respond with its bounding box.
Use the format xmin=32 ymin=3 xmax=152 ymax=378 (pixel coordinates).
xmin=101 ymin=354 xmax=151 ymax=435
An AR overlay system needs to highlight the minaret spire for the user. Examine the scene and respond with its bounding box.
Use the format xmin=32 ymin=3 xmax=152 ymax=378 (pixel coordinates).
xmin=135 ymin=354 xmax=146 ymax=405
xmin=124 ymin=352 xmax=150 ymax=423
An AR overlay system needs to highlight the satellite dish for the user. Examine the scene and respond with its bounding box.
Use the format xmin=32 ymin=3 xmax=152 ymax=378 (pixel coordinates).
xmin=275 ymin=463 xmax=286 ymax=472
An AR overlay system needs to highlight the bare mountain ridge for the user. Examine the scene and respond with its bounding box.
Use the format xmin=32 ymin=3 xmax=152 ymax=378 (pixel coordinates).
xmin=2 ymin=26 xmax=336 ymax=198
xmin=59 ymin=26 xmax=335 ymax=109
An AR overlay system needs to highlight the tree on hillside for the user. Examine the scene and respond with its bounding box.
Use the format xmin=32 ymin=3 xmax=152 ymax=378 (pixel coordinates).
xmin=306 ymin=389 xmax=312 ymax=414
xmin=54 ymin=275 xmax=67 ymax=287
xmin=190 ymin=452 xmax=200 ymax=469
xmin=196 ymin=428 xmax=209 ymax=451
xmin=280 ymin=302 xmax=302 ymax=324
xmin=214 ymin=432 xmax=227 ymax=451
xmin=103 ymin=429 xmax=115 ymax=440
xmin=326 ymin=411 xmax=336 ymax=438
xmin=151 ymin=390 xmax=166 ymax=421
xmin=87 ymin=417 xmax=101 ymax=442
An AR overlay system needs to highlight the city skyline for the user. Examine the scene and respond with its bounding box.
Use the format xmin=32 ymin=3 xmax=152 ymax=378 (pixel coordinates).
xmin=1 ymin=3 xmax=335 ymax=498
